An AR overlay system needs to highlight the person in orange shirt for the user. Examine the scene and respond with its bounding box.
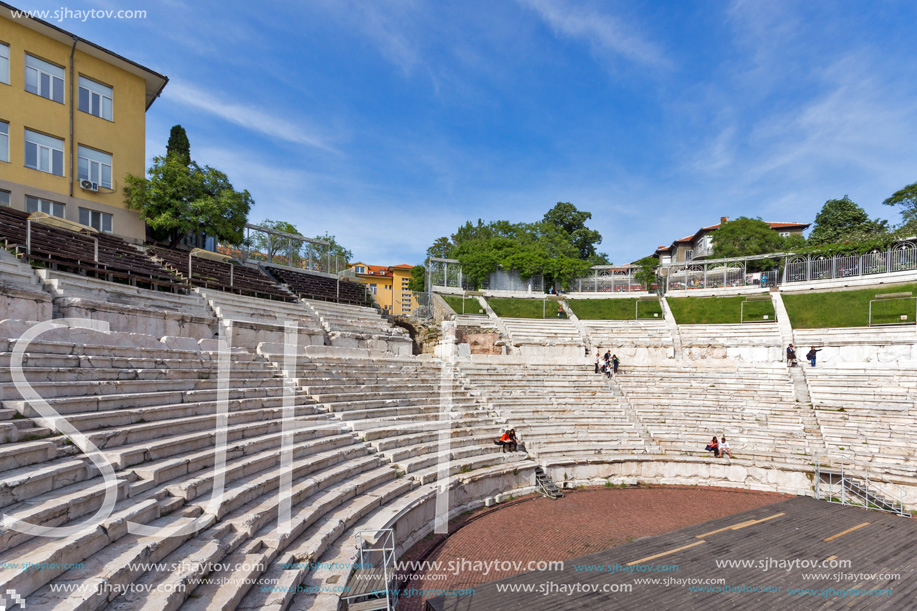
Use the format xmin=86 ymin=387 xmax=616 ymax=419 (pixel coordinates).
xmin=498 ymin=429 xmax=517 ymax=453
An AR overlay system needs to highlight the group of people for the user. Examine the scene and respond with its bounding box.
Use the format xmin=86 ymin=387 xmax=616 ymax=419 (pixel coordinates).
xmin=496 ymin=429 xmax=519 ymax=453
xmin=786 ymin=344 xmax=823 ymax=367
xmin=705 ymin=435 xmax=731 ymax=458
xmin=594 ymin=350 xmax=620 ymax=376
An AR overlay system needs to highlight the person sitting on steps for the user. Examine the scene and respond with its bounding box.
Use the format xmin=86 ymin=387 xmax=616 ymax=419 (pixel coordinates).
xmin=719 ymin=436 xmax=731 ymax=459
xmin=705 ymin=435 xmax=719 ymax=458
xmin=497 ymin=429 xmax=517 ymax=453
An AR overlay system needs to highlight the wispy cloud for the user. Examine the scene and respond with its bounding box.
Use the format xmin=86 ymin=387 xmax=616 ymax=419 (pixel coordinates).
xmin=517 ymin=0 xmax=671 ymax=70
xmin=165 ymin=81 xmax=340 ymax=152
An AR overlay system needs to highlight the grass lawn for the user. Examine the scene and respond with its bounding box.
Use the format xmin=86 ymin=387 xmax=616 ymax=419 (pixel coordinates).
xmin=782 ymin=283 xmax=917 ymax=328
xmin=441 ymin=295 xmax=486 ymax=315
xmin=666 ymin=295 xmax=775 ymax=324
xmin=568 ymin=298 xmax=663 ymax=320
xmin=487 ymin=297 xmax=563 ymax=319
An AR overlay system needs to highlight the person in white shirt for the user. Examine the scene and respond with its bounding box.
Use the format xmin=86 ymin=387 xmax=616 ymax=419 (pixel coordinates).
xmin=720 ymin=436 xmax=731 ymax=459
xmin=594 ymin=351 xmax=601 ymax=374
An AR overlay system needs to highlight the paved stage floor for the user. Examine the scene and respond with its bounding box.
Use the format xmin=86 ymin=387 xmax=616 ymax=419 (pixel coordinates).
xmin=427 ymin=497 xmax=915 ymax=610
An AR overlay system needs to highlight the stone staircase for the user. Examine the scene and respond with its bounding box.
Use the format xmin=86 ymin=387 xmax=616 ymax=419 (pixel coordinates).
xmin=0 ymin=248 xmax=52 ymax=321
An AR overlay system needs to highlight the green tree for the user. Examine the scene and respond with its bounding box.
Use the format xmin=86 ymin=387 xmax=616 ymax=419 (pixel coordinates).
xmin=251 ymin=219 xmax=302 ymax=261
xmin=312 ymin=232 xmax=353 ymax=267
xmin=123 ymin=155 xmax=252 ymax=248
xmin=633 ymin=256 xmax=658 ymax=291
xmin=426 ymin=237 xmax=453 ymax=259
xmin=711 ymin=217 xmax=787 ymax=259
xmin=166 ymin=125 xmax=191 ymax=166
xmin=407 ymin=265 xmax=426 ymax=292
xmin=543 ymin=202 xmax=604 ymax=260
xmin=883 ymin=181 xmax=917 ymax=233
xmin=808 ymin=196 xmax=887 ymax=244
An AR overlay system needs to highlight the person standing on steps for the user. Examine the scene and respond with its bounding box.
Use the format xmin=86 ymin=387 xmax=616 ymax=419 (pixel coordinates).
xmin=806 ymin=347 xmax=823 ymax=367
xmin=612 ymin=354 xmax=620 ymax=375
xmin=595 ymin=351 xmax=601 ymax=374
xmin=557 ymin=305 xmax=564 ymax=318
xmin=786 ymin=344 xmax=798 ymax=367
xmin=603 ymin=350 xmax=611 ymax=375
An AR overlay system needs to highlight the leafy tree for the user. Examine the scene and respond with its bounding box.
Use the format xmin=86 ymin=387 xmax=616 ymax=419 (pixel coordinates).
xmin=427 ymin=237 xmax=453 ymax=259
xmin=783 ymin=233 xmax=807 ymax=252
xmin=123 ymin=155 xmax=252 ymax=248
xmin=711 ymin=217 xmax=787 ymax=259
xmin=883 ymin=181 xmax=917 ymax=233
xmin=166 ymin=125 xmax=191 ymax=166
xmin=543 ymin=202 xmax=604 ymax=260
xmin=251 ymin=219 xmax=303 ymax=261
xmin=312 ymin=232 xmax=353 ymax=267
xmin=407 ymin=265 xmax=426 ymax=292
xmin=808 ymin=196 xmax=887 ymax=244
xmin=633 ymin=256 xmax=658 ymax=291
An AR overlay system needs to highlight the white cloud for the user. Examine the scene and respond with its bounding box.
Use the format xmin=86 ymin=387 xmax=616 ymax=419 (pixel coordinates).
xmin=165 ymin=81 xmax=338 ymax=152
xmin=517 ymin=0 xmax=671 ymax=70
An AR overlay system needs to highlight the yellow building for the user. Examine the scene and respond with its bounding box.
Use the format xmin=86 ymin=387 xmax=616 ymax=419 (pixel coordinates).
xmin=0 ymin=3 xmax=167 ymax=242
xmin=349 ymin=262 xmax=418 ymax=316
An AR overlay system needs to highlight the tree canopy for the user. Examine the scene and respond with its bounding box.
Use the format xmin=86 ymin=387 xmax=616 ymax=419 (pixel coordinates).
xmin=883 ymin=181 xmax=917 ymax=234
xmin=711 ymin=217 xmax=789 ymax=259
xmin=543 ymin=202 xmax=606 ymax=262
xmin=250 ymin=219 xmax=302 ymax=261
xmin=313 ymin=232 xmax=353 ymax=266
xmin=124 ymin=126 xmax=252 ymax=248
xmin=427 ymin=203 xmax=603 ymax=289
xmin=808 ymin=196 xmax=888 ymax=245
xmin=166 ymin=125 xmax=191 ymax=166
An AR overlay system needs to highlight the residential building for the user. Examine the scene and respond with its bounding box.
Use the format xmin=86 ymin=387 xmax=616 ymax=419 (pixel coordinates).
xmin=653 ymin=217 xmax=810 ymax=265
xmin=0 ymin=2 xmax=167 ymax=242
xmin=349 ymin=262 xmax=418 ymax=315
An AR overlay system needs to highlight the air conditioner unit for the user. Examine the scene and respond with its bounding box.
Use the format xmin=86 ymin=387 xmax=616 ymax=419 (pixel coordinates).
xmin=79 ymin=179 xmax=99 ymax=192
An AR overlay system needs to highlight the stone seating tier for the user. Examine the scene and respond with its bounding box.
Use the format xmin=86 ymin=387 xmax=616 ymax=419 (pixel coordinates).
xmin=501 ymin=318 xmax=584 ymax=345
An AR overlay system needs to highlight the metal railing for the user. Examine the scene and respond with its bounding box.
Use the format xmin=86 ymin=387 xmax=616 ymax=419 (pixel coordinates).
xmin=814 ymin=455 xmax=907 ymax=516
xmin=783 ymin=240 xmax=917 ymax=284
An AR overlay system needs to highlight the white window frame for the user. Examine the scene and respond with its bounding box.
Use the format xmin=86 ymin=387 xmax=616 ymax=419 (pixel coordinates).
xmin=25 ymin=195 xmax=65 ymax=218
xmin=78 ymin=76 xmax=113 ymax=121
xmin=25 ymin=129 xmax=65 ymax=176
xmin=0 ymin=43 xmax=9 ymax=85
xmin=0 ymin=120 xmax=8 ymax=163
xmin=25 ymin=54 xmax=65 ymax=103
xmin=0 ymin=190 xmax=10 ymax=207
xmin=77 ymin=145 xmax=112 ymax=189
xmin=79 ymin=207 xmax=113 ymax=233
xmin=685 ymin=249 xmax=694 ymax=261
xmin=779 ymin=231 xmax=790 ymax=238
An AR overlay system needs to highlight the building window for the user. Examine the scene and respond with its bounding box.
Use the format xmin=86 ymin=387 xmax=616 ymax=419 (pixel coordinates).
xmin=77 ymin=145 xmax=112 ymax=189
xmin=0 ymin=190 xmax=10 ymax=207
xmin=79 ymin=208 xmax=112 ymax=233
xmin=0 ymin=43 xmax=9 ymax=85
xmin=25 ymin=195 xmax=64 ymax=217
xmin=369 ymin=284 xmax=377 ymax=295
xmin=660 ymin=255 xmax=672 ymax=266
xmin=685 ymin=249 xmax=694 ymax=261
xmin=25 ymin=55 xmax=65 ymax=103
xmin=78 ymin=76 xmax=113 ymax=121
xmin=25 ymin=129 xmax=64 ymax=176
xmin=0 ymin=121 xmax=8 ymax=163
xmin=355 ymin=266 xmax=365 ymax=273
xmin=779 ymin=232 xmax=790 ymax=238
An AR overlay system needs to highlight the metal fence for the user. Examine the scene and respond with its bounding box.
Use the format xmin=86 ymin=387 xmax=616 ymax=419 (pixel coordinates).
xmin=217 ymin=224 xmax=348 ymax=275
xmin=411 ymin=291 xmax=433 ymax=320
xmin=783 ymin=240 xmax=917 ymax=283
xmin=666 ymin=263 xmax=779 ymax=292
xmin=570 ymin=266 xmax=648 ymax=293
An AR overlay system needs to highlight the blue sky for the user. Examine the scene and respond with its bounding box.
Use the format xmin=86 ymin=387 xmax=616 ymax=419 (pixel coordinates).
xmin=19 ymin=0 xmax=917 ymax=264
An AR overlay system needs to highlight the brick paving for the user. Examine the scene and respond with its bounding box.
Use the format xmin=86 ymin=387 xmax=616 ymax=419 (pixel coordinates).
xmin=397 ymin=485 xmax=789 ymax=611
